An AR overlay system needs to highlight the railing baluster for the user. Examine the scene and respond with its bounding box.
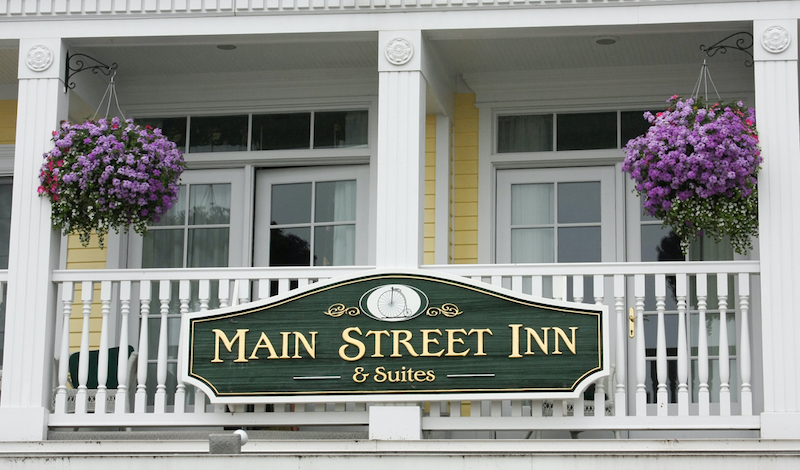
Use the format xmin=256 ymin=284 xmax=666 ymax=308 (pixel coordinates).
xmin=174 ymin=279 xmax=190 ymax=414
xmin=697 ymin=273 xmax=710 ymax=416
xmin=95 ymin=281 xmax=112 ymax=414
xmin=634 ymin=274 xmax=646 ymax=417
xmin=258 ymin=278 xmax=271 ymax=300
xmin=116 ymin=281 xmax=132 ymax=414
xmin=195 ymin=280 xmax=210 ymax=414
xmin=655 ymin=273 xmax=667 ymax=416
xmin=511 ymin=275 xmax=522 ymax=294
xmin=613 ymin=274 xmax=626 ymax=416
xmin=739 ymin=273 xmax=753 ymax=416
xmin=531 ymin=275 xmax=543 ymax=297
xmin=54 ymin=281 xmax=74 ymax=414
xmin=237 ymin=278 xmax=250 ymax=304
xmin=553 ymin=275 xmax=567 ymax=301
xmin=573 ymin=275 xmax=583 ymax=304
xmin=593 ymin=274 xmax=605 ymax=417
xmin=75 ymin=281 xmax=93 ymax=414
xmin=154 ymin=280 xmax=170 ymax=413
xmin=570 ymin=275 xmax=585 ymax=416
xmin=718 ymin=273 xmax=731 ymax=416
xmin=135 ymin=281 xmax=151 ymax=414
xmin=676 ymin=273 xmax=689 ymax=416
xmin=491 ymin=400 xmax=501 ymax=417
xmin=278 ymin=278 xmax=290 ymax=295
xmin=219 ymin=279 xmax=230 ymax=308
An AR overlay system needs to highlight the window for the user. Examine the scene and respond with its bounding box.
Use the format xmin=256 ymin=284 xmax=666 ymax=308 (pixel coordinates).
xmin=253 ymin=166 xmax=369 ymax=267
xmin=496 ymin=110 xmax=652 ymax=153
xmin=139 ymin=109 xmax=369 ymax=154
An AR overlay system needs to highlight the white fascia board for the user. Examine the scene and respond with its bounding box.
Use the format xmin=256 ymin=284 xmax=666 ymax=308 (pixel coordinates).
xmin=421 ymin=36 xmax=456 ymax=119
xmin=3 ymin=2 xmax=800 ymax=41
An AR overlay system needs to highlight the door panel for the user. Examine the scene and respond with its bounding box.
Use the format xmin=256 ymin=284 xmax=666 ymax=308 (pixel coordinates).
xmin=253 ymin=165 xmax=369 ymax=267
xmin=496 ymin=166 xmax=617 ymax=264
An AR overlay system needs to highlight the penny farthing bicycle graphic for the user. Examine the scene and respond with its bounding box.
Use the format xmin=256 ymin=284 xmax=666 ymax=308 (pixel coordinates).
xmin=360 ymin=284 xmax=428 ymax=322
xmin=376 ymin=286 xmax=412 ymax=319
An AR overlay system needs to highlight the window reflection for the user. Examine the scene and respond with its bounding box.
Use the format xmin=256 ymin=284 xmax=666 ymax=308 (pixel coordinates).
xmin=189 ymin=115 xmax=248 ymax=153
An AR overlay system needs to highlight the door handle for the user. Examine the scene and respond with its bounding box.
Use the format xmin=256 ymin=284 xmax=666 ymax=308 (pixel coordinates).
xmin=629 ymin=307 xmax=635 ymax=338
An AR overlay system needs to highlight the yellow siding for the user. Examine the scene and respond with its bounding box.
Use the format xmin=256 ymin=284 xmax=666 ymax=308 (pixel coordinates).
xmin=453 ymin=94 xmax=479 ymax=264
xmin=0 ymin=100 xmax=17 ymax=144
xmin=66 ymin=233 xmax=107 ymax=351
xmin=424 ymin=115 xmax=437 ymax=265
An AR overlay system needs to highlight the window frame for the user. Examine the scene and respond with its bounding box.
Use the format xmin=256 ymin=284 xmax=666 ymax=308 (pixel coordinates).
xmin=126 ymin=169 xmax=247 ymax=269
xmin=252 ymin=164 xmax=370 ymax=267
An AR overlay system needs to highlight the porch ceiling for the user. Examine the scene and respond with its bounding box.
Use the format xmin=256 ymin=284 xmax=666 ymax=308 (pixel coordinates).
xmin=0 ymin=22 xmax=753 ymax=98
xmin=428 ymin=23 xmax=754 ymax=74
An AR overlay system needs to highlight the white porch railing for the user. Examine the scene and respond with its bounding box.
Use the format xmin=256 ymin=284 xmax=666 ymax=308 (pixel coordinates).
xmin=45 ymin=262 xmax=761 ymax=436
xmin=0 ymin=0 xmax=771 ymax=19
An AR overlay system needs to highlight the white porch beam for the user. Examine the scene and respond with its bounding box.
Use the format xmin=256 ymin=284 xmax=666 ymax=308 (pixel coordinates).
xmin=3 ymin=2 xmax=800 ymax=41
xmin=375 ymin=30 xmax=426 ymax=269
xmin=421 ymin=37 xmax=455 ymax=119
xmin=0 ymin=38 xmax=68 ymax=441
xmin=753 ymin=19 xmax=800 ymax=439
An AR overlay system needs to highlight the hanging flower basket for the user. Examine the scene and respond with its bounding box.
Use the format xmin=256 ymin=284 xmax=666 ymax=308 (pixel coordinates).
xmin=38 ymin=117 xmax=185 ymax=248
xmin=622 ymin=95 xmax=761 ymax=255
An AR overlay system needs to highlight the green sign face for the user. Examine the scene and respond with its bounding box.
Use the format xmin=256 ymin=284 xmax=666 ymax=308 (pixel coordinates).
xmin=182 ymin=271 xmax=607 ymax=403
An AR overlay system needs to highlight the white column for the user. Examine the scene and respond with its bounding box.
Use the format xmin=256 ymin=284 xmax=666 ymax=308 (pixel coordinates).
xmin=753 ymin=19 xmax=800 ymax=439
xmin=375 ymin=30 xmax=426 ymax=268
xmin=0 ymin=38 xmax=68 ymax=441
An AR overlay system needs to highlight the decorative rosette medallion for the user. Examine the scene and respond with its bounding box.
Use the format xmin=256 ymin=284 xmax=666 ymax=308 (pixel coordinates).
xmin=384 ymin=38 xmax=414 ymax=66
xmin=762 ymin=26 xmax=791 ymax=53
xmin=26 ymin=45 xmax=53 ymax=72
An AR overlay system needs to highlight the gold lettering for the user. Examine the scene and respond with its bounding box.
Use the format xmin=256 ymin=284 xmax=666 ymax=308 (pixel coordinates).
xmin=468 ymin=328 xmax=493 ymax=356
xmin=525 ymin=327 xmax=550 ymax=355
xmin=280 ymin=331 xmax=291 ymax=359
xmin=248 ymin=332 xmax=279 ymax=360
xmin=553 ymin=327 xmax=578 ymax=355
xmin=365 ymin=330 xmax=390 ymax=358
xmin=353 ymin=367 xmax=369 ymax=383
xmin=374 ymin=366 xmax=387 ymax=382
xmin=445 ymin=329 xmax=470 ymax=357
xmin=508 ymin=324 xmax=523 ymax=358
xmin=414 ymin=370 xmax=428 ymax=381
xmin=212 ymin=329 xmax=249 ymax=363
xmin=391 ymin=330 xmax=419 ymax=357
xmin=426 ymin=370 xmax=436 ymax=382
xmin=420 ymin=329 xmax=444 ymax=357
xmin=339 ymin=327 xmax=366 ymax=361
xmin=293 ymin=331 xmax=317 ymax=359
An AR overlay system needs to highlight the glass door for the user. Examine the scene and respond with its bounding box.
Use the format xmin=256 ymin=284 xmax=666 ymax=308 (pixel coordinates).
xmin=253 ymin=165 xmax=369 ymax=267
xmin=496 ymin=166 xmax=617 ymax=264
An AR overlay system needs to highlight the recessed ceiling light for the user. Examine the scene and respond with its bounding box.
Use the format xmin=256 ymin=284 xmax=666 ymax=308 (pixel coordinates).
xmin=217 ymin=44 xmax=237 ymax=50
xmin=594 ymin=36 xmax=619 ymax=46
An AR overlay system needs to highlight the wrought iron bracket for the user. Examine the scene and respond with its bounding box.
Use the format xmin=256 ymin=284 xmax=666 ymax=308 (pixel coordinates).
xmin=700 ymin=32 xmax=754 ymax=67
xmin=63 ymin=51 xmax=118 ymax=94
